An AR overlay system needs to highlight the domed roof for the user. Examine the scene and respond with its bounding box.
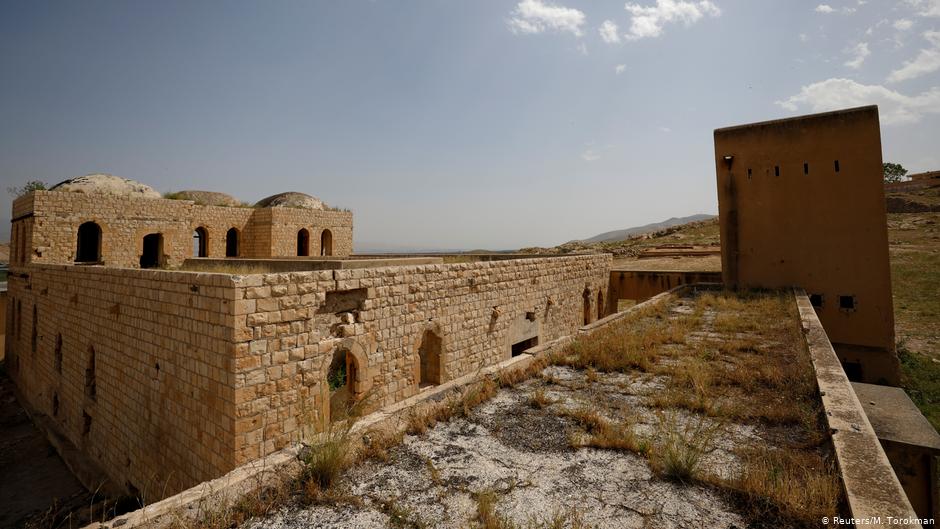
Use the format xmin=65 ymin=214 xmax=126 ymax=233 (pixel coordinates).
xmin=49 ymin=173 xmax=161 ymax=199
xmin=168 ymin=190 xmax=241 ymax=207
xmin=254 ymin=192 xmax=326 ymax=210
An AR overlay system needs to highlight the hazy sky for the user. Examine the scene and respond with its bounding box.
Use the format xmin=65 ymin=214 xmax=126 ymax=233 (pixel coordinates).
xmin=2 ymin=1 xmax=939 ymax=250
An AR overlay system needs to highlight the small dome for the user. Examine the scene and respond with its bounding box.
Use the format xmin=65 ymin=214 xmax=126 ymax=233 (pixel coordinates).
xmin=255 ymin=192 xmax=326 ymax=210
xmin=50 ymin=173 xmax=161 ymax=199
xmin=168 ymin=190 xmax=241 ymax=207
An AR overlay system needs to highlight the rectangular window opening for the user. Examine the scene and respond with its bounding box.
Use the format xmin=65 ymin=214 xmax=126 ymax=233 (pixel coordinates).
xmin=774 ymin=165 xmax=780 ymax=177
xmin=834 ymin=160 xmax=840 ymax=172
xmin=747 ymin=168 xmax=752 ymax=179
xmin=809 ymin=294 xmax=824 ymax=308
xmin=803 ymin=162 xmax=809 ymax=175
xmin=511 ymin=337 xmax=539 ymax=357
xmin=839 ymin=295 xmax=856 ymax=311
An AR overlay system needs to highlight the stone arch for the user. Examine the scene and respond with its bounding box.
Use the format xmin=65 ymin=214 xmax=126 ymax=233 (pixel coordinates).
xmin=320 ymin=229 xmax=333 ymax=256
xmin=415 ymin=323 xmax=444 ymax=387
xmin=140 ymin=233 xmax=164 ymax=268
xmin=297 ymin=228 xmax=310 ymax=257
xmin=193 ymin=227 xmax=209 ymax=257
xmin=225 ymin=228 xmax=240 ymax=257
xmin=76 ymin=221 xmax=102 ymax=263
xmin=320 ymin=338 xmax=371 ymax=424
xmin=582 ymin=287 xmax=592 ymax=325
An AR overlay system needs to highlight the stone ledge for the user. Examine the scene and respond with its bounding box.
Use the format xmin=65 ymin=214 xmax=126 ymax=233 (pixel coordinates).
xmin=795 ymin=288 xmax=921 ymax=528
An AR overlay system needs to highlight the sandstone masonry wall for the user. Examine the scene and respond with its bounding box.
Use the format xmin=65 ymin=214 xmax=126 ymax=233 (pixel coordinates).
xmin=4 ymin=253 xmax=611 ymax=500
xmin=230 ymin=254 xmax=611 ymax=463
xmin=12 ymin=191 xmax=353 ymax=268
xmin=4 ymin=265 xmax=240 ymax=497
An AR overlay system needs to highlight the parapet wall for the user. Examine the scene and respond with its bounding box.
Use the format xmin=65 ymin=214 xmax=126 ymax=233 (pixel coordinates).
xmin=5 ymin=254 xmax=611 ymax=498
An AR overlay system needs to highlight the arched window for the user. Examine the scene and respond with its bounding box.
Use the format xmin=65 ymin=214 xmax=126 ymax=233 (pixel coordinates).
xmin=418 ymin=330 xmax=442 ymax=387
xmin=597 ymin=290 xmax=605 ymax=321
xmin=193 ymin=227 xmax=208 ymax=257
xmin=320 ymin=229 xmax=333 ymax=256
xmin=297 ymin=228 xmax=310 ymax=256
xmin=76 ymin=222 xmax=102 ymax=263
xmin=225 ymin=228 xmax=239 ymax=257
xmin=140 ymin=233 xmax=164 ymax=268
xmin=582 ymin=288 xmax=592 ymax=325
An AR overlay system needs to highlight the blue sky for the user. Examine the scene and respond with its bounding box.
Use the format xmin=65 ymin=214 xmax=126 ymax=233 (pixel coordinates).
xmin=2 ymin=0 xmax=938 ymax=250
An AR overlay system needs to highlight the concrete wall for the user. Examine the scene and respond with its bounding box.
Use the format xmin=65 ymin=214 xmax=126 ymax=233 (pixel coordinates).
xmin=10 ymin=191 xmax=354 ymax=269
xmin=5 ymin=254 xmax=610 ymax=499
xmin=714 ymin=106 xmax=898 ymax=383
xmin=607 ymin=270 xmax=721 ymax=309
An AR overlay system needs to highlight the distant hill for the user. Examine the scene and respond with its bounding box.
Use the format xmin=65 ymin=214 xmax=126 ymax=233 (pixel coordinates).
xmin=578 ymin=214 xmax=716 ymax=244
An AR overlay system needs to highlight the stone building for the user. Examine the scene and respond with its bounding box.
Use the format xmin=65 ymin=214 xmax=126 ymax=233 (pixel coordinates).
xmin=714 ymin=106 xmax=899 ymax=384
xmin=8 ymin=174 xmax=353 ymax=270
xmin=4 ymin=174 xmax=611 ymax=498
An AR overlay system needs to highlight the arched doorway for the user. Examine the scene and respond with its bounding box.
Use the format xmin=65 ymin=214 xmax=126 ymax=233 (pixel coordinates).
xmin=225 ymin=228 xmax=239 ymax=257
xmin=417 ymin=330 xmax=442 ymax=387
xmin=582 ymin=288 xmax=592 ymax=325
xmin=297 ymin=228 xmax=310 ymax=256
xmin=76 ymin=222 xmax=102 ymax=263
xmin=320 ymin=229 xmax=333 ymax=256
xmin=327 ymin=348 xmax=359 ymax=422
xmin=140 ymin=233 xmax=164 ymax=268
xmin=193 ymin=227 xmax=208 ymax=257
xmin=597 ymin=290 xmax=605 ymax=320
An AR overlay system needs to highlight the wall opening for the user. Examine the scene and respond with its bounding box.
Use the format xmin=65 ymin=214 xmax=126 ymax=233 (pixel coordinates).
xmin=297 ymin=228 xmax=310 ymax=256
xmin=320 ymin=229 xmax=333 ymax=256
xmin=839 ymin=295 xmax=856 ymax=311
xmin=774 ymin=165 xmax=780 ymax=177
xmin=193 ymin=227 xmax=208 ymax=257
xmin=746 ymin=168 xmax=752 ymax=179
xmin=225 ymin=228 xmax=240 ymax=257
xmin=82 ymin=411 xmax=92 ymax=437
xmin=418 ymin=331 xmax=442 ymax=387
xmin=834 ymin=160 xmax=840 ymax=173
xmin=76 ymin=221 xmax=102 ymax=263
xmin=31 ymin=304 xmax=37 ymax=353
xmin=327 ymin=348 xmax=359 ymax=422
xmin=809 ymin=294 xmax=824 ymax=309
xmin=140 ymin=233 xmax=164 ymax=268
xmin=597 ymin=291 xmax=605 ymax=320
xmin=85 ymin=346 xmax=97 ymax=401
xmin=511 ymin=336 xmax=539 ymax=357
xmin=842 ymin=360 xmax=863 ymax=382
xmin=55 ymin=333 xmax=63 ymax=373
xmin=582 ymin=289 xmax=592 ymax=325
xmin=803 ymin=162 xmax=809 ymax=175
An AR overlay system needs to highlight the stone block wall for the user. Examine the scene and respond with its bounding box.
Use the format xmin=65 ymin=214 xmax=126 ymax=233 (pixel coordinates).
xmin=11 ymin=191 xmax=353 ymax=269
xmin=4 ymin=265 xmax=240 ymax=497
xmin=4 ymin=254 xmax=611 ymax=500
xmin=230 ymin=254 xmax=611 ymax=463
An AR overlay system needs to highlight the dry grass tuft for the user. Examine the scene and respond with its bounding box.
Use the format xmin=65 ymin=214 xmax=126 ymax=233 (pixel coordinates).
xmin=529 ymin=387 xmax=553 ymax=409
xmin=650 ymin=411 xmax=719 ymax=484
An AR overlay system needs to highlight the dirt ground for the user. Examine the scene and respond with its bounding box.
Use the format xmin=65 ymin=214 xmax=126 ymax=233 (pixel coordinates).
xmin=0 ymin=368 xmax=92 ymax=529
xmin=244 ymin=291 xmax=835 ymax=529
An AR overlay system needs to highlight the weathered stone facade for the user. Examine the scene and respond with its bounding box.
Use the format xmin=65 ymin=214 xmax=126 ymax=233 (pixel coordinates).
xmin=5 ymin=253 xmax=610 ymax=498
xmin=10 ymin=190 xmax=353 ymax=268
